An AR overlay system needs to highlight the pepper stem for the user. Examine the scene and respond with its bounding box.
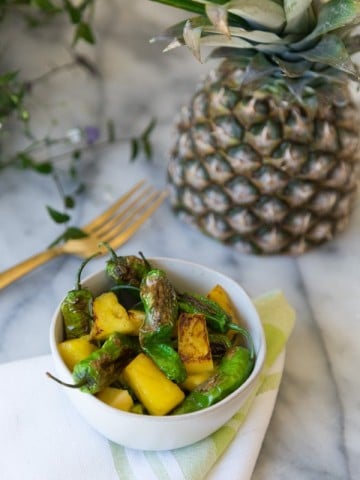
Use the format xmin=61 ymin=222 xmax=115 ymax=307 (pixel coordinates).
xmin=228 ymin=323 xmax=255 ymax=360
xmin=76 ymin=252 xmax=100 ymax=290
xmin=99 ymin=241 xmax=118 ymax=261
xmin=46 ymin=371 xmax=86 ymax=389
xmin=138 ymin=251 xmax=152 ymax=271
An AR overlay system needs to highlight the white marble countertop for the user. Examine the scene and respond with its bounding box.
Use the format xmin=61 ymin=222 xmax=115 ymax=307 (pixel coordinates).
xmin=1 ymin=2 xmax=360 ymax=479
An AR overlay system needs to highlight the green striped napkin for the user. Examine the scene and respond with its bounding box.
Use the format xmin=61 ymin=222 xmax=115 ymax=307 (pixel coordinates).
xmin=110 ymin=290 xmax=296 ymax=480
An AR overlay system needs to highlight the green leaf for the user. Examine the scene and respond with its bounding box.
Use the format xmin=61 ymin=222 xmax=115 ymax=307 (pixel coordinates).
xmin=64 ymin=0 xmax=81 ymax=23
xmin=130 ymin=139 xmax=139 ymax=161
xmin=298 ymin=35 xmax=359 ymax=79
xmin=63 ymin=227 xmax=88 ymax=240
xmin=206 ymin=3 xmax=230 ymax=37
xmin=72 ymin=149 xmax=81 ymax=160
xmin=73 ymin=22 xmax=95 ymax=45
xmin=283 ymin=0 xmax=313 ymax=34
xmin=142 ymin=138 xmax=153 ymax=161
xmin=48 ymin=227 xmax=88 ymax=248
xmin=65 ymin=195 xmax=75 ymax=209
xmin=46 ymin=206 xmax=70 ymax=224
xmin=149 ymin=0 xmax=247 ymax=27
xmin=141 ymin=118 xmax=156 ymax=139
xmin=315 ymin=0 xmax=360 ymax=34
xmin=227 ymin=0 xmax=285 ymax=31
xmin=33 ymin=161 xmax=53 ymax=174
xmin=284 ymin=0 xmax=312 ymax=24
xmin=241 ymin=52 xmax=277 ymax=85
xmin=33 ymin=0 xmax=60 ymax=13
xmin=0 ymin=71 xmax=18 ymax=85
xmin=183 ymin=20 xmax=202 ymax=60
xmin=17 ymin=152 xmax=34 ymax=169
xmin=294 ymin=0 xmax=360 ymax=48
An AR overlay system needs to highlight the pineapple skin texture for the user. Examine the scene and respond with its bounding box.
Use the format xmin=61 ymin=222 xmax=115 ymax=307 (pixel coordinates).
xmin=168 ymin=60 xmax=360 ymax=255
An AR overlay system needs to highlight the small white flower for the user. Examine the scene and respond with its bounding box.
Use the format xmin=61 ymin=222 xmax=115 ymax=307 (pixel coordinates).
xmin=66 ymin=128 xmax=83 ymax=144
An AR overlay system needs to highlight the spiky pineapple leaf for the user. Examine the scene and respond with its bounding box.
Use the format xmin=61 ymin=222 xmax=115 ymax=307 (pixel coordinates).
xmin=344 ymin=34 xmax=360 ymax=55
xmin=149 ymin=0 xmax=248 ymax=27
xmin=206 ymin=3 xmax=230 ymax=37
xmin=283 ymin=0 xmax=313 ymax=34
xmin=227 ymin=0 xmax=285 ymax=31
xmin=208 ymin=47 xmax=255 ymax=62
xmin=241 ymin=52 xmax=277 ymax=85
xmin=284 ymin=0 xmax=312 ymax=22
xmin=272 ymin=57 xmax=312 ymax=78
xmin=294 ymin=0 xmax=360 ymax=48
xmin=298 ymin=35 xmax=359 ymax=80
xmin=183 ymin=20 xmax=203 ymax=60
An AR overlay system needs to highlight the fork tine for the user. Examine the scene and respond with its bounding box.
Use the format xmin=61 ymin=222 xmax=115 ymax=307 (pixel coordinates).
xmin=91 ymin=185 xmax=156 ymax=237
xmin=94 ymin=187 xmax=159 ymax=238
xmin=100 ymin=190 xmax=168 ymax=250
xmin=83 ymin=180 xmax=146 ymax=233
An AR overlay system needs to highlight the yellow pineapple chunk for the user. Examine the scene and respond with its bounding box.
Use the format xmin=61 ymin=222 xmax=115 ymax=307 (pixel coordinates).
xmin=58 ymin=336 xmax=97 ymax=371
xmin=181 ymin=370 xmax=213 ymax=391
xmin=122 ymin=353 xmax=185 ymax=416
xmin=90 ymin=291 xmax=139 ymax=340
xmin=207 ymin=284 xmax=236 ymax=317
xmin=207 ymin=284 xmax=242 ymax=338
xmin=127 ymin=309 xmax=145 ymax=333
xmin=177 ymin=312 xmax=213 ymax=374
xmin=96 ymin=387 xmax=134 ymax=412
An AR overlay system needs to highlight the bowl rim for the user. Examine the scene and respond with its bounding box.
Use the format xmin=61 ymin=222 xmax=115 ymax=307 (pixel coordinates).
xmin=49 ymin=256 xmax=266 ymax=420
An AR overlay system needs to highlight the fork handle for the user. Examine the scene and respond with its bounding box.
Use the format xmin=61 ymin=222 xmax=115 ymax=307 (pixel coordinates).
xmin=0 ymin=247 xmax=62 ymax=290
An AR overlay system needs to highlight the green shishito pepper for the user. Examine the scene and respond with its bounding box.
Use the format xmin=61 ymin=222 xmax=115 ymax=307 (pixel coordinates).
xmin=103 ymin=243 xmax=151 ymax=287
xmin=178 ymin=292 xmax=254 ymax=359
xmin=61 ymin=254 xmax=98 ymax=340
xmin=172 ymin=346 xmax=254 ymax=415
xmin=47 ymin=332 xmax=139 ymax=394
xmin=139 ymin=269 xmax=186 ymax=383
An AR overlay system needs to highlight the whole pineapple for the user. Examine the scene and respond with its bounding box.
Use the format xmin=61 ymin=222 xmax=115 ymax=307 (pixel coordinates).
xmin=151 ymin=0 xmax=360 ymax=254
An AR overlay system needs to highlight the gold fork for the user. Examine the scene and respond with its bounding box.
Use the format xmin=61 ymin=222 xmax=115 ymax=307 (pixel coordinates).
xmin=0 ymin=180 xmax=167 ymax=290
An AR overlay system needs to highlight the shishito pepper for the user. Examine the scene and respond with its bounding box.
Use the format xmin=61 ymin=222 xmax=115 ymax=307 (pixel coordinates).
xmin=61 ymin=254 xmax=98 ymax=339
xmin=172 ymin=345 xmax=254 ymax=415
xmin=178 ymin=292 xmax=254 ymax=358
xmin=103 ymin=243 xmax=151 ymax=287
xmin=139 ymin=269 xmax=186 ymax=383
xmin=47 ymin=332 xmax=139 ymax=394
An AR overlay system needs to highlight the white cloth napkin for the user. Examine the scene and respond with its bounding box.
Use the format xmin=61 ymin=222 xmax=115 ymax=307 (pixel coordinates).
xmin=0 ymin=291 xmax=294 ymax=480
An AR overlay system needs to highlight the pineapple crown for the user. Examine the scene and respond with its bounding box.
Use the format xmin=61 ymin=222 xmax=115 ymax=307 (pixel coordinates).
xmin=150 ymin=0 xmax=360 ymax=96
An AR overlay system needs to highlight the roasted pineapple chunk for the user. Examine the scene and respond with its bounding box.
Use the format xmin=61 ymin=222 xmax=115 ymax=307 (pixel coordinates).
xmin=90 ymin=291 xmax=141 ymax=340
xmin=177 ymin=312 xmax=213 ymax=375
xmin=96 ymin=387 xmax=133 ymax=412
xmin=181 ymin=370 xmax=213 ymax=391
xmin=58 ymin=336 xmax=97 ymax=371
xmin=207 ymin=284 xmax=236 ymax=317
xmin=127 ymin=309 xmax=145 ymax=332
xmin=122 ymin=353 xmax=185 ymax=416
xmin=207 ymin=284 xmax=241 ymax=338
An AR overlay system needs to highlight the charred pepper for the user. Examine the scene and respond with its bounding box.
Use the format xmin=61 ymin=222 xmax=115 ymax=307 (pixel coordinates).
xmin=172 ymin=345 xmax=254 ymax=415
xmin=47 ymin=332 xmax=139 ymax=394
xmin=178 ymin=292 xmax=254 ymax=358
xmin=61 ymin=254 xmax=98 ymax=339
xmin=139 ymin=269 xmax=186 ymax=383
xmin=103 ymin=243 xmax=151 ymax=287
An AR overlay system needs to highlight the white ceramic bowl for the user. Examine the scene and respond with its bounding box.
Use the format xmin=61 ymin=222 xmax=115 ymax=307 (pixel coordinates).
xmin=49 ymin=257 xmax=266 ymax=451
